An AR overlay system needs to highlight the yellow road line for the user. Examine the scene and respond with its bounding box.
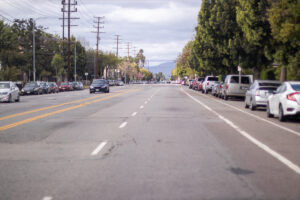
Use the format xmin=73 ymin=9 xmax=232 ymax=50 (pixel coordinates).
xmin=0 ymin=89 xmax=138 ymax=132
xmin=0 ymin=88 xmax=133 ymax=121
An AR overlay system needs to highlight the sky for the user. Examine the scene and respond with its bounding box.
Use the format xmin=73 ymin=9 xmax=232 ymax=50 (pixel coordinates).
xmin=0 ymin=0 xmax=201 ymax=66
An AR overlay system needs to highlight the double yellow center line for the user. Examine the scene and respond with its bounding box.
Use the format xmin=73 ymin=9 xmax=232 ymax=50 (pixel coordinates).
xmin=0 ymin=88 xmax=137 ymax=131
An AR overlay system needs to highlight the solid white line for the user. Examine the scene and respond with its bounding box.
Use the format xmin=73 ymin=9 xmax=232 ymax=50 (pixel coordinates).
xmin=119 ymin=121 xmax=128 ymax=128
xmin=183 ymin=89 xmax=300 ymax=175
xmin=43 ymin=196 xmax=53 ymax=200
xmin=91 ymin=141 xmax=108 ymax=156
xmin=140 ymin=105 xmax=144 ymax=109
xmin=132 ymin=112 xmax=137 ymax=117
xmin=194 ymin=89 xmax=300 ymax=137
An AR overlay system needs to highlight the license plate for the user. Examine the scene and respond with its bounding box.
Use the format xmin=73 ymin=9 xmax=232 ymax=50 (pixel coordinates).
xmin=96 ymin=89 xmax=99 ymax=92
xmin=27 ymin=92 xmax=30 ymax=94
xmin=241 ymin=86 xmax=248 ymax=90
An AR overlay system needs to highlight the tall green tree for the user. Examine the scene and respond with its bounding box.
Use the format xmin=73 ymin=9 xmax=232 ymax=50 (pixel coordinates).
xmin=269 ymin=0 xmax=300 ymax=81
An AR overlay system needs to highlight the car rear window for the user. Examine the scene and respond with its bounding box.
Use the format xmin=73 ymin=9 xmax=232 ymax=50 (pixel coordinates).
xmin=0 ymin=83 xmax=10 ymax=89
xmin=207 ymin=77 xmax=218 ymax=81
xmin=230 ymin=76 xmax=250 ymax=84
xmin=93 ymin=80 xmax=106 ymax=84
xmin=259 ymin=87 xmax=277 ymax=91
xmin=291 ymin=84 xmax=300 ymax=91
xmin=258 ymin=82 xmax=280 ymax=87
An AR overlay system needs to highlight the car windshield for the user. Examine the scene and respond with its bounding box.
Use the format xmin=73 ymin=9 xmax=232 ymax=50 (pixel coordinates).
xmin=0 ymin=83 xmax=10 ymax=89
xmin=61 ymin=82 xmax=68 ymax=86
xmin=93 ymin=80 xmax=106 ymax=84
xmin=291 ymin=84 xmax=300 ymax=91
xmin=230 ymin=76 xmax=250 ymax=84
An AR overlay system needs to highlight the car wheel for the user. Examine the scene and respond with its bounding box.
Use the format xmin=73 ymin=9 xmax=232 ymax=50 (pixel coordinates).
xmin=266 ymin=103 xmax=273 ymax=118
xmin=250 ymin=100 xmax=256 ymax=111
xmin=15 ymin=94 xmax=20 ymax=102
xmin=278 ymin=104 xmax=286 ymax=122
xmin=205 ymin=89 xmax=208 ymax=94
xmin=244 ymin=99 xmax=249 ymax=108
xmin=8 ymin=94 xmax=12 ymax=103
xmin=224 ymin=94 xmax=228 ymax=101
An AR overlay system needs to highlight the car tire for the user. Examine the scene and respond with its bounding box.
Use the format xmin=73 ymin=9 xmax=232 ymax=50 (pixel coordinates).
xmin=278 ymin=104 xmax=286 ymax=122
xmin=205 ymin=89 xmax=208 ymax=94
xmin=266 ymin=103 xmax=273 ymax=118
xmin=224 ymin=94 xmax=228 ymax=101
xmin=15 ymin=94 xmax=20 ymax=102
xmin=8 ymin=94 xmax=12 ymax=103
xmin=250 ymin=100 xmax=256 ymax=111
xmin=244 ymin=99 xmax=249 ymax=108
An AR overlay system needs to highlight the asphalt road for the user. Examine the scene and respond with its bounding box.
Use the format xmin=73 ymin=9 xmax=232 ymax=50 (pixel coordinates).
xmin=0 ymin=84 xmax=299 ymax=200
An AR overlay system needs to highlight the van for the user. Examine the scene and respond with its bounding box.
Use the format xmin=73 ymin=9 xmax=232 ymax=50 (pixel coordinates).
xmin=222 ymin=74 xmax=253 ymax=100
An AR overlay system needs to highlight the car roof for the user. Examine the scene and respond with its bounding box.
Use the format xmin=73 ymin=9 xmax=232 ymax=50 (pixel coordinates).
xmin=286 ymin=81 xmax=300 ymax=84
xmin=255 ymin=80 xmax=281 ymax=83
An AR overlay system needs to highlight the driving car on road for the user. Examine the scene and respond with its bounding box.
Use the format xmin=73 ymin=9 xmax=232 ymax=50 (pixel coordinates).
xmin=267 ymin=81 xmax=300 ymax=121
xmin=21 ymin=82 xmax=43 ymax=95
xmin=245 ymin=80 xmax=281 ymax=110
xmin=90 ymin=79 xmax=109 ymax=93
xmin=0 ymin=81 xmax=20 ymax=102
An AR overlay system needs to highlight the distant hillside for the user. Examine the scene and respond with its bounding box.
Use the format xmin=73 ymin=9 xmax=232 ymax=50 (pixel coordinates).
xmin=148 ymin=61 xmax=176 ymax=79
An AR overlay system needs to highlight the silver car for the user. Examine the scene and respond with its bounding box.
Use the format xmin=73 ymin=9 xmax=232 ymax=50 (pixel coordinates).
xmin=245 ymin=80 xmax=281 ymax=110
xmin=0 ymin=81 xmax=20 ymax=103
xmin=223 ymin=74 xmax=253 ymax=100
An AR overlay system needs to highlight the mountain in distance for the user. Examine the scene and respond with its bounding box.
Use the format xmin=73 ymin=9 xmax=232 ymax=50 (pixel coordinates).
xmin=148 ymin=61 xmax=176 ymax=79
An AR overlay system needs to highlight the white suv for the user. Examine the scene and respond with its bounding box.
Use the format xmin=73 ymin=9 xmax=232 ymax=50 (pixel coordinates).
xmin=202 ymin=76 xmax=219 ymax=94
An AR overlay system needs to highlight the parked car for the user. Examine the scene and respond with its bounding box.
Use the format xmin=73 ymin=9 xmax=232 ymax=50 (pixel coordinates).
xmin=211 ymin=81 xmax=220 ymax=96
xmin=188 ymin=79 xmax=194 ymax=89
xmin=267 ymin=81 xmax=300 ymax=121
xmin=59 ymin=82 xmax=72 ymax=92
xmin=21 ymin=82 xmax=43 ymax=95
xmin=117 ymin=80 xmax=124 ymax=86
xmin=49 ymin=82 xmax=59 ymax=93
xmin=72 ymin=82 xmax=83 ymax=90
xmin=198 ymin=80 xmax=204 ymax=91
xmin=192 ymin=77 xmax=204 ymax=90
xmin=0 ymin=81 xmax=20 ymax=102
xmin=202 ymin=76 xmax=219 ymax=94
xmin=217 ymin=82 xmax=225 ymax=98
xmin=41 ymin=82 xmax=51 ymax=94
xmin=222 ymin=75 xmax=253 ymax=100
xmin=245 ymin=80 xmax=281 ymax=110
xmin=90 ymin=79 xmax=109 ymax=93
xmin=108 ymin=80 xmax=115 ymax=86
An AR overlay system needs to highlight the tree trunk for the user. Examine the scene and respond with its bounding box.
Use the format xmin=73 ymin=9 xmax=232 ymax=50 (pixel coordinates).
xmin=280 ymin=66 xmax=286 ymax=82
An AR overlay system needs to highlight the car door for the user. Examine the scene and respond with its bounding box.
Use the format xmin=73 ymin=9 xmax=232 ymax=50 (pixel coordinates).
xmin=271 ymin=84 xmax=285 ymax=115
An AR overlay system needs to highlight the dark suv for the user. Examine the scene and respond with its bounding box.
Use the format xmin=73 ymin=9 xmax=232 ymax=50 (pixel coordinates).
xmin=90 ymin=79 xmax=109 ymax=94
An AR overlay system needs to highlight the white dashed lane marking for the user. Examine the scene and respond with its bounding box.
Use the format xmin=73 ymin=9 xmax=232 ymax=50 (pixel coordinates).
xmin=119 ymin=122 xmax=128 ymax=128
xmin=91 ymin=141 xmax=108 ymax=156
xmin=132 ymin=112 xmax=137 ymax=117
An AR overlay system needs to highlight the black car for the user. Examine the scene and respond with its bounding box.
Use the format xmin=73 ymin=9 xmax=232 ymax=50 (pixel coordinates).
xmin=41 ymin=82 xmax=50 ymax=94
xmin=90 ymin=79 xmax=109 ymax=93
xmin=21 ymin=82 xmax=43 ymax=95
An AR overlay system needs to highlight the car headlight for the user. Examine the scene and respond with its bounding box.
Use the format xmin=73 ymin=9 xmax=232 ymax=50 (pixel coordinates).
xmin=21 ymin=89 xmax=24 ymax=92
xmin=90 ymin=86 xmax=94 ymax=89
xmin=34 ymin=88 xmax=39 ymax=91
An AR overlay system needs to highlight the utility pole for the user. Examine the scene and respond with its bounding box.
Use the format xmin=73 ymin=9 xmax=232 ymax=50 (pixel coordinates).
xmin=61 ymin=0 xmax=79 ymax=81
xmin=60 ymin=1 xmax=65 ymax=57
xmin=92 ymin=16 xmax=105 ymax=79
xmin=126 ymin=42 xmax=132 ymax=59
xmin=74 ymin=40 xmax=77 ymax=81
xmin=133 ymin=46 xmax=137 ymax=57
xmin=33 ymin=20 xmax=36 ymax=82
xmin=114 ymin=34 xmax=121 ymax=57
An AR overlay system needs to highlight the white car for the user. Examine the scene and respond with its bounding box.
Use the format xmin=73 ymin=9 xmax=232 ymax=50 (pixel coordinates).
xmin=0 ymin=81 xmax=20 ymax=103
xmin=267 ymin=81 xmax=300 ymax=121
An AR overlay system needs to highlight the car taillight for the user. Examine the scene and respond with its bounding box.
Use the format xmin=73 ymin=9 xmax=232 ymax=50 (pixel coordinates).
xmin=207 ymin=82 xmax=209 ymax=85
xmin=255 ymin=90 xmax=260 ymax=96
xmin=220 ymin=85 xmax=223 ymax=88
xmin=226 ymin=85 xmax=229 ymax=90
xmin=287 ymin=92 xmax=300 ymax=101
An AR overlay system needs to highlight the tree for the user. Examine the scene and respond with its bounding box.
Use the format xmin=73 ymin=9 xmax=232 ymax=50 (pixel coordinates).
xmin=140 ymin=68 xmax=153 ymax=81
xmin=268 ymin=0 xmax=300 ymax=81
xmin=51 ymin=54 xmax=64 ymax=81
xmin=236 ymin=0 xmax=273 ymax=78
xmin=155 ymin=72 xmax=165 ymax=81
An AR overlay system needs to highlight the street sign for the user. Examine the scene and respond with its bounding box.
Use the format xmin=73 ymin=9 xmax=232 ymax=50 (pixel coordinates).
xmin=237 ymin=65 xmax=242 ymax=72
xmin=85 ymin=72 xmax=88 ymax=76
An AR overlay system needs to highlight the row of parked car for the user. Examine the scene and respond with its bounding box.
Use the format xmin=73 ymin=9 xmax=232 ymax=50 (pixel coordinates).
xmin=187 ymin=75 xmax=300 ymax=122
xmin=21 ymin=81 xmax=84 ymax=95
